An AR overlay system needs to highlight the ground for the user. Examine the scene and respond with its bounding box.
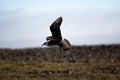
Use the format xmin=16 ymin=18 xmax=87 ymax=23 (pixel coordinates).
xmin=0 ymin=45 xmax=120 ymax=80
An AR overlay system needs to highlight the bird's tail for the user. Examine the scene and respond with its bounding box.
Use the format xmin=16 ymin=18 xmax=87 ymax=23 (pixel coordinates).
xmin=61 ymin=39 xmax=72 ymax=50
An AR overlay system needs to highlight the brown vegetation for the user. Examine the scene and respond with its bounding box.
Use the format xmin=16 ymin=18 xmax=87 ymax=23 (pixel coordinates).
xmin=0 ymin=44 xmax=120 ymax=80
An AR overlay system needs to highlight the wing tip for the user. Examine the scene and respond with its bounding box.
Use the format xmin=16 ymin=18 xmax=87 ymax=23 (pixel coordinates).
xmin=56 ymin=17 xmax=63 ymax=22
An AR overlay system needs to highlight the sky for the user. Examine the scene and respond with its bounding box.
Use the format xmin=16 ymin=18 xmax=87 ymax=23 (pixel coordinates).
xmin=0 ymin=0 xmax=120 ymax=48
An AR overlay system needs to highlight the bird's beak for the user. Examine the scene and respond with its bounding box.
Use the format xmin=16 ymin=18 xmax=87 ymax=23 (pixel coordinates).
xmin=42 ymin=42 xmax=46 ymax=46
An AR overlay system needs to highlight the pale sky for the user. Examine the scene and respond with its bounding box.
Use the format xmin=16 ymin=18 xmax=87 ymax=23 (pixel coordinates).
xmin=0 ymin=0 xmax=120 ymax=48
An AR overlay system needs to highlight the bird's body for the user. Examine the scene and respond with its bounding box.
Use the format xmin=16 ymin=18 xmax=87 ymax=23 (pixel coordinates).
xmin=42 ymin=17 xmax=71 ymax=50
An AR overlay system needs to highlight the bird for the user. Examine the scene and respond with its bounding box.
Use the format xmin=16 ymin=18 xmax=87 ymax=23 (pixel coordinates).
xmin=42 ymin=17 xmax=71 ymax=50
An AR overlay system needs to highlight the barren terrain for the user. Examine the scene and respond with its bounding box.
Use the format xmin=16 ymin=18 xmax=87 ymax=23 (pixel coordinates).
xmin=0 ymin=44 xmax=120 ymax=80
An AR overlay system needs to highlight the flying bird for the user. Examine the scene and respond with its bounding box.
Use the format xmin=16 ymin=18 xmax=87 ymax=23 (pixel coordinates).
xmin=42 ymin=17 xmax=71 ymax=50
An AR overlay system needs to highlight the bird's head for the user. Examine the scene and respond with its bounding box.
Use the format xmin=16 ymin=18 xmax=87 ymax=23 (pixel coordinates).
xmin=42 ymin=42 xmax=48 ymax=46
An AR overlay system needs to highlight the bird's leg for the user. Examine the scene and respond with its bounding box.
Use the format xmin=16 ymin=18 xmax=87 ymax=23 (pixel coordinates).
xmin=60 ymin=47 xmax=62 ymax=53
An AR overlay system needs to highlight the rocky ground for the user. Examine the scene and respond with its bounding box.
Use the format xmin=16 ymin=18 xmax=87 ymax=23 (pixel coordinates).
xmin=0 ymin=44 xmax=120 ymax=80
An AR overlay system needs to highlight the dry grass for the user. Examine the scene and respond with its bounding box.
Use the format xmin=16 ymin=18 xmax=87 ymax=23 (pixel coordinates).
xmin=0 ymin=45 xmax=120 ymax=80
xmin=0 ymin=62 xmax=120 ymax=80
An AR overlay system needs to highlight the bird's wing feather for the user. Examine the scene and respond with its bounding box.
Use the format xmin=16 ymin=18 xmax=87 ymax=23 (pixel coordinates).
xmin=50 ymin=17 xmax=63 ymax=40
xmin=62 ymin=39 xmax=71 ymax=50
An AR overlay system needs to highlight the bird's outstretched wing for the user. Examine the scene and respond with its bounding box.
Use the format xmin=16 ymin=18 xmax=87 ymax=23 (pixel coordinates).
xmin=62 ymin=39 xmax=72 ymax=50
xmin=50 ymin=17 xmax=63 ymax=40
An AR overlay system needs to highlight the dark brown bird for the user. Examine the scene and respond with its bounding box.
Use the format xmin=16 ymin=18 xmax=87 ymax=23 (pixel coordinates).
xmin=42 ymin=17 xmax=71 ymax=50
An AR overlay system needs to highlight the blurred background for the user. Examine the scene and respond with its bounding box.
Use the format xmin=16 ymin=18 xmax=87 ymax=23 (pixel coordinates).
xmin=0 ymin=0 xmax=120 ymax=48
